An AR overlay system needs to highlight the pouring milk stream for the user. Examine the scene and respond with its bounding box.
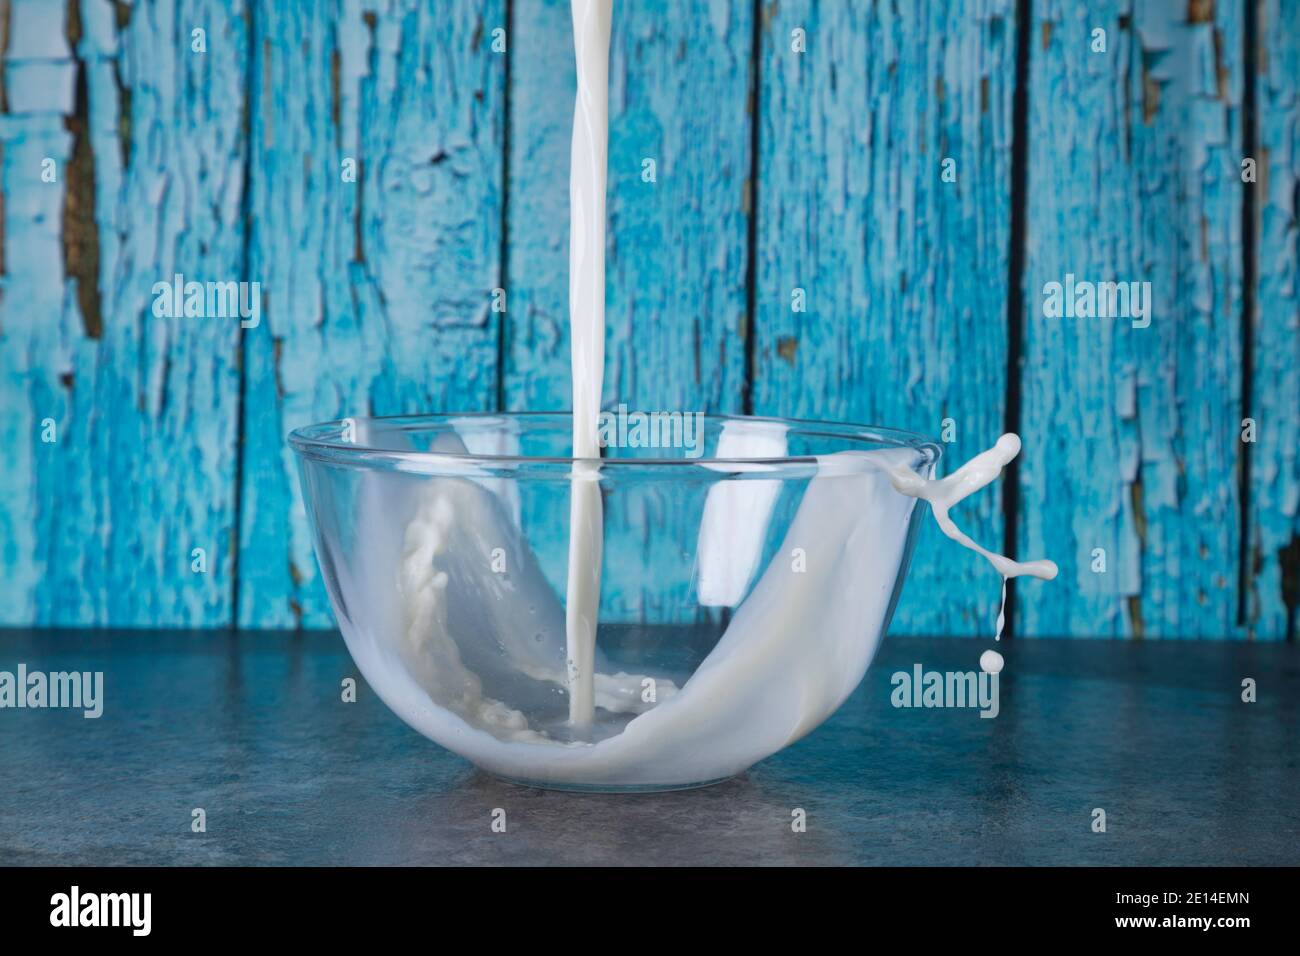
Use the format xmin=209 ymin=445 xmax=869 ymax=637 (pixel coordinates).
xmin=563 ymin=0 xmax=613 ymax=732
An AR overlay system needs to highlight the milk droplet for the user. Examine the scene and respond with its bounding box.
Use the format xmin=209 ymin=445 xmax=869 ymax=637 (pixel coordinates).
xmin=980 ymin=649 xmax=1004 ymax=674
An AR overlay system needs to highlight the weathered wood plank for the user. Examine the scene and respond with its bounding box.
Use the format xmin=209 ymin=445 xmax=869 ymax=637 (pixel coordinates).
xmin=752 ymin=0 xmax=1020 ymax=637
xmin=0 ymin=0 xmax=247 ymax=626
xmin=1019 ymin=0 xmax=1245 ymax=638
xmin=506 ymin=0 xmax=753 ymax=620
xmin=1247 ymin=0 xmax=1300 ymax=639
xmin=237 ymin=0 xmax=506 ymax=627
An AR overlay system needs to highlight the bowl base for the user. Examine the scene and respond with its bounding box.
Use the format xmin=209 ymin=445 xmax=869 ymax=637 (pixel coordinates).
xmin=483 ymin=770 xmax=739 ymax=794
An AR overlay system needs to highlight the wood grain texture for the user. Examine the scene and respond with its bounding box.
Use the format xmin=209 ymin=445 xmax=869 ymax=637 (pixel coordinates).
xmin=1018 ymin=0 xmax=1246 ymax=638
xmin=752 ymin=0 xmax=1020 ymax=637
xmin=506 ymin=0 xmax=753 ymax=619
xmin=1248 ymin=0 xmax=1300 ymax=639
xmin=237 ymin=0 xmax=506 ymax=627
xmin=0 ymin=0 xmax=247 ymax=626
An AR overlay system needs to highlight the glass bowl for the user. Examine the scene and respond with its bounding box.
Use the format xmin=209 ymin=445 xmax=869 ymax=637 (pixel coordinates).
xmin=289 ymin=412 xmax=940 ymax=791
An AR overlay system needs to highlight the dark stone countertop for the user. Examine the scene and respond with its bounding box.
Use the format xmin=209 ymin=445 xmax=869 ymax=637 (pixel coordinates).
xmin=0 ymin=630 xmax=1295 ymax=866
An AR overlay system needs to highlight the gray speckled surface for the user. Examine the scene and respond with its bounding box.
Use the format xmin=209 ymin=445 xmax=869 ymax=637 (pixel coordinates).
xmin=0 ymin=631 xmax=1295 ymax=866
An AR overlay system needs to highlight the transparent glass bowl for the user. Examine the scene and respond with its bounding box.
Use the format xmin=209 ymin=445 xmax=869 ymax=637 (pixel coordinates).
xmin=289 ymin=413 xmax=940 ymax=791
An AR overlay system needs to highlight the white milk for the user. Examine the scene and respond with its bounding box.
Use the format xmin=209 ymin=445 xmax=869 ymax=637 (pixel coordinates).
xmin=881 ymin=432 xmax=1059 ymax=673
xmin=369 ymin=445 xmax=921 ymax=786
xmin=563 ymin=0 xmax=613 ymax=732
xmin=363 ymin=438 xmax=1048 ymax=788
xmin=353 ymin=0 xmax=1057 ymax=786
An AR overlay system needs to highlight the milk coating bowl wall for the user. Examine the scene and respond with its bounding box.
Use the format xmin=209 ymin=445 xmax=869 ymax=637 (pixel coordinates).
xmin=290 ymin=413 xmax=939 ymax=791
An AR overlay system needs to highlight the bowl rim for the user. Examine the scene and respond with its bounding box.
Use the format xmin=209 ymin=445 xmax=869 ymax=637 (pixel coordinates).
xmin=288 ymin=411 xmax=943 ymax=473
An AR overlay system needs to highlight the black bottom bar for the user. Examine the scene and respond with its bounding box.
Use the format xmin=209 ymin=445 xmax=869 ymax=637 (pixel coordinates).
xmin=0 ymin=866 xmax=1284 ymax=940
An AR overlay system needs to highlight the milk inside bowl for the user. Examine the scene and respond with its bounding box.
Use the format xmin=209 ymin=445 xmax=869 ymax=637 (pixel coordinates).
xmin=289 ymin=0 xmax=1055 ymax=791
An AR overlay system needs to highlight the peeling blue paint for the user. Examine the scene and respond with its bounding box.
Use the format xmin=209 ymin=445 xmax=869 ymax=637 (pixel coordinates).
xmin=1020 ymin=0 xmax=1246 ymax=639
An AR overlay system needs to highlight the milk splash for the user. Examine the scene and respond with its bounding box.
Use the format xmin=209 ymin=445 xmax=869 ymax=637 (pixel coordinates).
xmin=883 ymin=433 xmax=1059 ymax=672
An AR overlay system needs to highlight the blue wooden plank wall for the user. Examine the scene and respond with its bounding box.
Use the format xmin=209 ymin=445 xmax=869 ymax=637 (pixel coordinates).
xmin=1021 ymin=0 xmax=1245 ymax=639
xmin=1 ymin=0 xmax=1296 ymax=639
